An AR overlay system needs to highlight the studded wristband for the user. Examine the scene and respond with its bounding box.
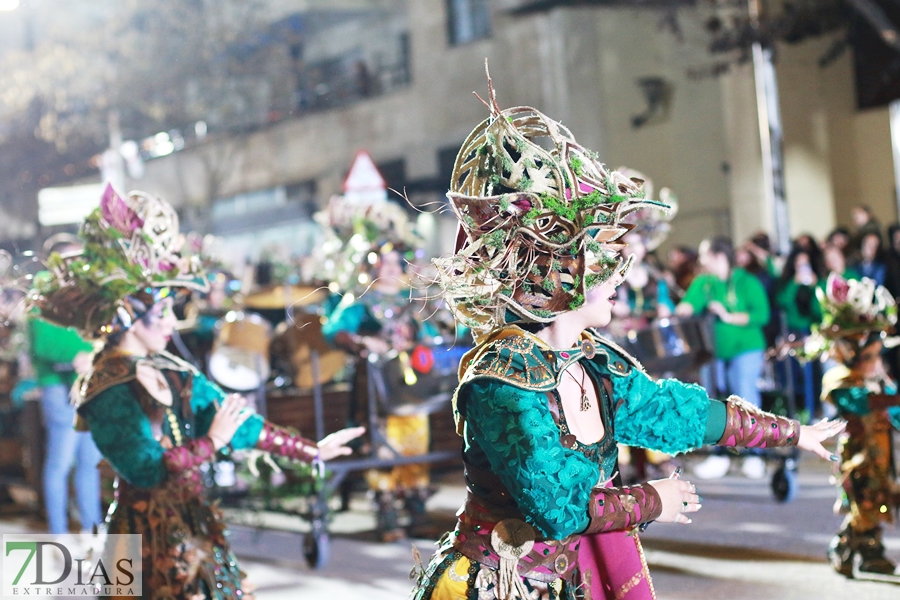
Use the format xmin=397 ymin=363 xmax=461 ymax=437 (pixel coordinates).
xmin=718 ymin=395 xmax=799 ymax=448
xmin=256 ymin=421 xmax=319 ymax=463
xmin=583 ymin=484 xmax=663 ymax=535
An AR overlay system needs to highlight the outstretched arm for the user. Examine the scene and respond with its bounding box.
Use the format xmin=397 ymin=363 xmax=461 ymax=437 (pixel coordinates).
xmin=191 ymin=373 xmax=363 ymax=461
xmin=612 ymin=368 xmax=844 ymax=458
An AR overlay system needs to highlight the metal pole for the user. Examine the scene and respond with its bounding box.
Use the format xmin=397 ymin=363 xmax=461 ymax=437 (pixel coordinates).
xmin=254 ymin=353 xmax=267 ymax=418
xmin=889 ymin=100 xmax=900 ymax=219
xmin=311 ymin=350 xmax=325 ymax=441
xmin=102 ymin=110 xmax=126 ymax=193
xmin=748 ymin=0 xmax=791 ymax=254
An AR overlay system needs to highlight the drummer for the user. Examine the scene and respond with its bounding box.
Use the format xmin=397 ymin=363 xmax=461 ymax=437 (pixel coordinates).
xmin=322 ymin=229 xmax=440 ymax=542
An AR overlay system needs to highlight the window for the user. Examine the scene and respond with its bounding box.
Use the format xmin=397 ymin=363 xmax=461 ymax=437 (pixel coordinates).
xmin=438 ymin=144 xmax=462 ymax=190
xmin=446 ymin=0 xmax=491 ymax=46
xmin=375 ymin=159 xmax=407 ymax=195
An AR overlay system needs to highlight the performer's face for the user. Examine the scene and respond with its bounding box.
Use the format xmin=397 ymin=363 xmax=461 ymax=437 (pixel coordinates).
xmin=377 ymin=251 xmax=404 ymax=285
xmin=583 ymin=271 xmax=624 ymax=327
xmin=130 ymin=297 xmax=177 ymax=354
xmin=855 ymin=341 xmax=883 ymax=378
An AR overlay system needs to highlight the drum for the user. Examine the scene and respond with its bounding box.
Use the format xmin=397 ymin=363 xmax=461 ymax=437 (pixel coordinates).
xmin=244 ymin=285 xmax=329 ymax=310
xmin=371 ymin=344 xmax=472 ymax=416
xmin=208 ymin=311 xmax=272 ymax=391
xmin=609 ymin=316 xmax=715 ymax=377
xmin=269 ymin=315 xmax=348 ymax=389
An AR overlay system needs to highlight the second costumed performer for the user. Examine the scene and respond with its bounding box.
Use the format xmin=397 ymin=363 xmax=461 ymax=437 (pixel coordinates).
xmin=806 ymin=275 xmax=900 ymax=577
xmin=411 ymin=74 xmax=845 ymax=600
xmin=317 ymin=193 xmax=440 ymax=541
xmin=29 ymin=185 xmax=364 ymax=600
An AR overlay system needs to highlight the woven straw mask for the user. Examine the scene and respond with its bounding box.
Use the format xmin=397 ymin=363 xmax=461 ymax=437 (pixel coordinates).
xmin=433 ymin=70 xmax=669 ymax=334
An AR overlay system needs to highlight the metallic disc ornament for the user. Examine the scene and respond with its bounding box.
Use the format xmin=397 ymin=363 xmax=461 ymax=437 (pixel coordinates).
xmin=580 ymin=338 xmax=597 ymax=359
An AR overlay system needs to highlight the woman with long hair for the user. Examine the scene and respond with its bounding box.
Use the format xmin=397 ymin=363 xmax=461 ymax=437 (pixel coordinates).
xmin=775 ymin=244 xmax=826 ymax=418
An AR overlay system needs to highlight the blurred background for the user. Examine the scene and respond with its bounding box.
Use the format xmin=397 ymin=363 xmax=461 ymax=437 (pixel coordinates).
xmin=0 ymin=0 xmax=896 ymax=264
xmin=1 ymin=2 xmax=900 ymax=599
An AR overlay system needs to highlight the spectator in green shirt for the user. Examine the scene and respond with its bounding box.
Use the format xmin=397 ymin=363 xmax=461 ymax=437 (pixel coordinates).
xmin=28 ymin=316 xmax=102 ymax=534
xmin=676 ymin=236 xmax=771 ymax=479
xmin=776 ymin=247 xmax=824 ymax=334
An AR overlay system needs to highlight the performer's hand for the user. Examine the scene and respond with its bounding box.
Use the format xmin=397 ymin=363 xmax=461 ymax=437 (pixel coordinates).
xmin=707 ymin=301 xmax=727 ymax=320
xmin=797 ymin=418 xmax=847 ymax=461
xmin=208 ymin=394 xmax=253 ymax=450
xmin=317 ymin=426 xmax=366 ymax=461
xmin=646 ymin=478 xmax=700 ymax=524
xmin=362 ymin=336 xmax=390 ymax=356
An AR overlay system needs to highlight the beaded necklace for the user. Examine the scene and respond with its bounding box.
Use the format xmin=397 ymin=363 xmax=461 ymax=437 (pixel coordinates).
xmin=165 ymin=408 xmax=183 ymax=447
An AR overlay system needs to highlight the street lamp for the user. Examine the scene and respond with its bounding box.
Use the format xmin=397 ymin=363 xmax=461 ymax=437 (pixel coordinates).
xmin=0 ymin=0 xmax=19 ymax=11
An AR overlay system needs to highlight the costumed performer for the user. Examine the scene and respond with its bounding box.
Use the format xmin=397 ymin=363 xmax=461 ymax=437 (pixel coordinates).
xmin=805 ymin=274 xmax=900 ymax=577
xmin=318 ymin=192 xmax=442 ymax=541
xmin=29 ymin=185 xmax=364 ymax=600
xmin=411 ymin=70 xmax=845 ymax=600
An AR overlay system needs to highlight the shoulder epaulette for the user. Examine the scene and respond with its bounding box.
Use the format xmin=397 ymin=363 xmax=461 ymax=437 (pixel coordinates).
xmin=451 ymin=326 xmax=645 ymax=435
xmin=76 ymin=349 xmax=198 ymax=408
xmin=459 ymin=327 xmax=557 ymax=391
xmin=75 ymin=351 xmax=138 ymax=408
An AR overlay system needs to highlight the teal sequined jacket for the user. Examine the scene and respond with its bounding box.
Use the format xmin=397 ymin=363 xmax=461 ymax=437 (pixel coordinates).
xmin=75 ymin=350 xmax=265 ymax=489
xmin=452 ymin=327 xmax=726 ymax=541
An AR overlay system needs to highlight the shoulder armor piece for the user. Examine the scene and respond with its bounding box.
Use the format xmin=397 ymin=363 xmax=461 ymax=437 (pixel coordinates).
xmin=75 ymin=350 xmax=137 ymax=408
xmin=459 ymin=327 xmax=557 ymax=391
xmin=584 ymin=330 xmax=645 ymax=377
xmin=76 ymin=349 xmax=197 ymax=407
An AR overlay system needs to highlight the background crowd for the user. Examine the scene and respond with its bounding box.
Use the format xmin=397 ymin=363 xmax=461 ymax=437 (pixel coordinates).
xmin=649 ymin=205 xmax=900 ymax=421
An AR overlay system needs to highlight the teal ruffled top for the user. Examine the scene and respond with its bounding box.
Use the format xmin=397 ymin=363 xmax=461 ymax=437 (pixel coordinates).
xmin=457 ymin=330 xmax=725 ymax=540
xmin=322 ymin=290 xmax=438 ymax=345
xmin=830 ymin=385 xmax=900 ymax=430
xmin=79 ymin=371 xmax=264 ymax=489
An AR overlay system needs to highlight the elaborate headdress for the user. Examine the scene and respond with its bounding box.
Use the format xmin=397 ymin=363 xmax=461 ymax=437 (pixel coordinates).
xmin=433 ymin=68 xmax=669 ymax=334
xmin=802 ymin=274 xmax=898 ymax=364
xmin=29 ymin=184 xmax=206 ymax=339
xmin=616 ymin=168 xmax=678 ymax=252
xmin=310 ymin=193 xmax=423 ymax=295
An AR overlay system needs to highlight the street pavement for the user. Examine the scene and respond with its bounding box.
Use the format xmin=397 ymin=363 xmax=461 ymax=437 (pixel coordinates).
xmin=238 ymin=452 xmax=900 ymax=600
xmin=0 ymin=452 xmax=896 ymax=599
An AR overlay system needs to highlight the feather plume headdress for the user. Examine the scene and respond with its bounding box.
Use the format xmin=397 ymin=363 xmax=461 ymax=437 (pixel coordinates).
xmin=433 ymin=66 xmax=670 ymax=334
xmin=29 ymin=184 xmax=207 ymax=339
xmin=801 ymin=273 xmax=898 ymax=364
